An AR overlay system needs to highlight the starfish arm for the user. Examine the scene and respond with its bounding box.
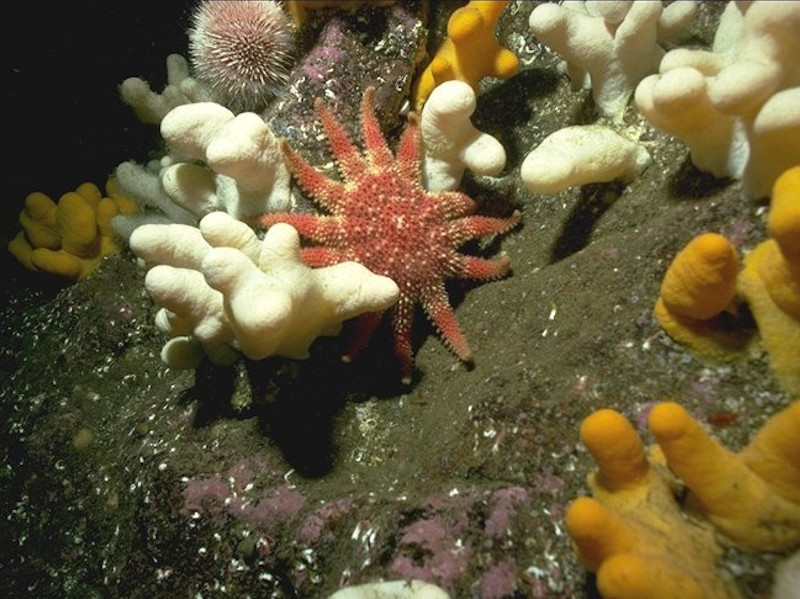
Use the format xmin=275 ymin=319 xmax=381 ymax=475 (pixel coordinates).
xmin=391 ymin=296 xmax=417 ymax=385
xmin=342 ymin=311 xmax=385 ymax=363
xmin=420 ymin=284 xmax=474 ymax=364
xmin=453 ymin=254 xmax=511 ymax=281
xmin=300 ymin=246 xmax=351 ymax=268
xmin=279 ymin=139 xmax=347 ymax=213
xmin=430 ymin=190 xmax=477 ymax=219
xmin=394 ymin=113 xmax=423 ymax=184
xmin=315 ymin=97 xmax=369 ymax=180
xmin=253 ymin=213 xmax=348 ymax=247
xmin=360 ymin=87 xmax=395 ymax=170
xmin=255 ymin=87 xmax=521 ymax=383
xmin=448 ymin=210 xmax=521 ymax=245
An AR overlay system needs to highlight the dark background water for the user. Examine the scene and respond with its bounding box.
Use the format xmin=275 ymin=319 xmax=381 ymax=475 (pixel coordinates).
xmin=2 ymin=1 xmax=194 ymax=242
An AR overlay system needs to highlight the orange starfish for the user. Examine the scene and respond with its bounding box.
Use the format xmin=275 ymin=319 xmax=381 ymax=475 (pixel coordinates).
xmin=253 ymin=88 xmax=520 ymax=383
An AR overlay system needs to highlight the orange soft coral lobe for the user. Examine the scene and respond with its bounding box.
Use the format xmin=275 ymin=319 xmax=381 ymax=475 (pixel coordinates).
xmin=738 ymin=165 xmax=800 ymax=393
xmin=411 ymin=1 xmax=519 ymax=110
xmin=654 ymin=232 xmax=747 ymax=361
xmin=7 ymin=180 xmax=137 ymax=281
xmin=580 ymin=409 xmax=649 ymax=492
xmin=569 ymin=402 xmax=743 ymax=598
xmin=659 ymin=232 xmax=739 ymax=321
xmin=769 ymin=165 xmax=800 ymax=264
xmin=649 ymin=400 xmax=800 ymax=552
xmin=567 ymin=399 xmax=800 ymax=597
xmin=565 ymin=496 xmax=637 ymax=572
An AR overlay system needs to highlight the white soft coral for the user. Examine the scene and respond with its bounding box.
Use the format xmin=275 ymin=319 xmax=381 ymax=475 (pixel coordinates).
xmin=419 ymin=80 xmax=506 ymax=191
xmin=130 ymin=212 xmax=400 ymax=369
xmin=529 ymin=1 xmax=697 ymax=121
xmin=635 ymin=1 xmax=800 ymax=198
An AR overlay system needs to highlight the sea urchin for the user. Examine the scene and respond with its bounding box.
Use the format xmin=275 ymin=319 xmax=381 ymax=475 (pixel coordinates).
xmin=188 ymin=0 xmax=294 ymax=112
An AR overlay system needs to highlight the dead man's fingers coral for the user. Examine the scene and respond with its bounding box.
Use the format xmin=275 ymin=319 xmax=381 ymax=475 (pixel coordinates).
xmin=566 ymin=498 xmax=722 ymax=599
xmin=768 ymin=165 xmax=800 ymax=265
xmin=327 ymin=579 xmax=449 ymax=599
xmin=130 ymin=220 xmax=234 ymax=365
xmin=111 ymin=160 xmax=198 ymax=238
xmin=740 ymin=401 xmax=800 ymax=507
xmin=160 ymin=163 xmax=219 ymax=218
xmin=160 ymin=102 xmax=291 ymax=218
xmin=420 ymin=80 xmax=506 ymax=192
xmin=649 ymin=401 xmax=800 ymax=552
xmin=129 ymin=221 xmax=211 ymax=269
xmin=199 ymin=210 xmax=263 ymax=263
xmin=635 ymin=68 xmax=740 ymax=178
xmin=756 ymin=164 xmax=800 ymax=321
xmin=201 ymin=246 xmax=300 ymax=360
xmin=738 ymin=242 xmax=800 ymax=393
xmin=144 ymin=264 xmax=236 ymax=369
xmin=530 ymin=1 xmax=684 ymax=121
xmin=579 ymin=408 xmax=650 ymax=495
xmin=161 ymin=102 xmax=236 ymax=158
xmin=658 ymin=233 xmax=739 ymax=320
xmin=745 ymin=87 xmax=800 ymax=200
xmin=654 ymin=232 xmax=750 ymax=361
xmin=520 ymin=125 xmax=651 ymax=194
xmin=737 ymin=166 xmax=800 ymax=393
xmin=594 ymin=552 xmax=726 ymax=599
xmin=201 ymin=220 xmax=400 ymax=360
xmin=16 ymin=192 xmax=59 ymax=249
xmin=119 ymin=54 xmax=211 ymax=124
xmin=130 ymin=220 xmax=235 ymax=369
xmin=703 ymin=1 xmax=800 ymax=117
xmin=204 ymin=112 xmax=287 ymax=194
xmin=131 ymin=212 xmax=399 ymax=369
xmin=411 ymin=0 xmax=518 ymax=111
xmin=656 ymin=0 xmax=699 ymax=43
xmin=634 ymin=1 xmax=800 ymax=197
xmin=8 ymin=181 xmax=137 ymax=281
xmin=566 ymin=496 xmax=638 ymax=572
xmin=567 ymin=406 xmax=741 ymax=599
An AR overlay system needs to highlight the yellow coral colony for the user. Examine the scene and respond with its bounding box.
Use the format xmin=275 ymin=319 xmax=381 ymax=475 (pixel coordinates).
xmin=654 ymin=232 xmax=750 ymax=360
xmin=7 ymin=180 xmax=137 ymax=281
xmin=737 ymin=166 xmax=800 ymax=394
xmin=569 ymin=400 xmax=800 ymax=597
xmin=566 ymin=408 xmax=740 ymax=599
xmin=649 ymin=401 xmax=800 ymax=552
xmin=411 ymin=0 xmax=519 ymax=111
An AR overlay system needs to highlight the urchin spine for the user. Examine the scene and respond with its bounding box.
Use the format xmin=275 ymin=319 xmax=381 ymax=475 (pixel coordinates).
xmin=188 ymin=0 xmax=294 ymax=112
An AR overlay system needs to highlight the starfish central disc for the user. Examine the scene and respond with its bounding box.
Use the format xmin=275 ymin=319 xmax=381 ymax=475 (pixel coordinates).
xmin=254 ymin=87 xmax=520 ymax=383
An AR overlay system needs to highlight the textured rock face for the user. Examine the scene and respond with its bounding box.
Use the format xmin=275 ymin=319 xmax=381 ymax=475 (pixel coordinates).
xmin=265 ymin=2 xmax=428 ymax=161
xmin=2 ymin=3 xmax=794 ymax=599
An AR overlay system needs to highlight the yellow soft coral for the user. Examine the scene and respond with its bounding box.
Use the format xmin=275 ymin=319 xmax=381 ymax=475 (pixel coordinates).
xmin=568 ymin=400 xmax=800 ymax=598
xmin=650 ymin=401 xmax=800 ymax=552
xmin=567 ymin=408 xmax=741 ymax=599
xmin=283 ymin=1 xmax=395 ymax=27
xmin=7 ymin=180 xmax=137 ymax=281
xmin=654 ymin=232 xmax=750 ymax=360
xmin=738 ymin=166 xmax=800 ymax=393
xmin=411 ymin=1 xmax=519 ymax=111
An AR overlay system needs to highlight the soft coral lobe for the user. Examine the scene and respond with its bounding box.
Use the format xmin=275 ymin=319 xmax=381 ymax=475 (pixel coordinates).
xmin=254 ymin=87 xmax=520 ymax=383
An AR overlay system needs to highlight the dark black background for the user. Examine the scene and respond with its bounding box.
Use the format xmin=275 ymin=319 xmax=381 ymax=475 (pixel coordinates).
xmin=2 ymin=1 xmax=195 ymax=241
